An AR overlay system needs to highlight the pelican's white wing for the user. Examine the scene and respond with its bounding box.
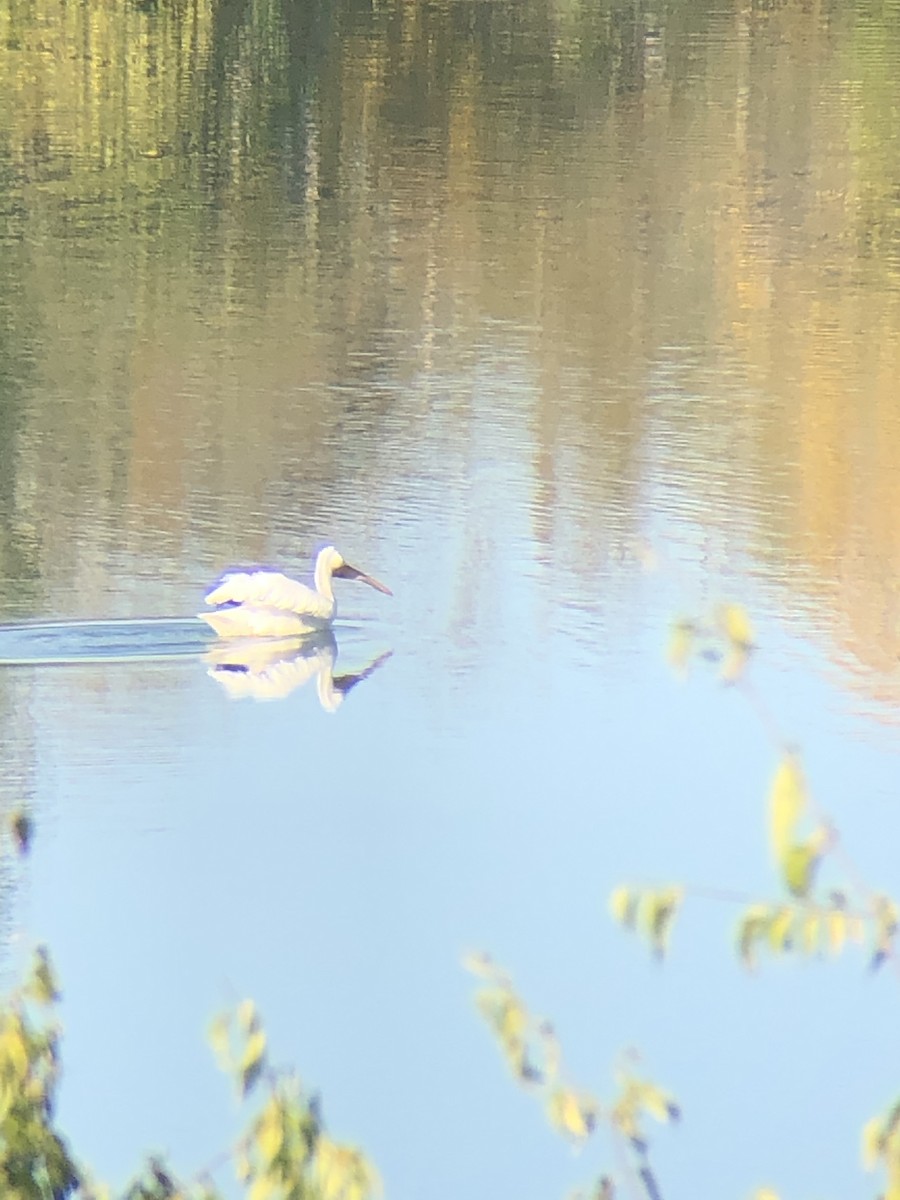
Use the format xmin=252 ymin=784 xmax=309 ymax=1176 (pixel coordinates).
xmin=205 ymin=571 xmax=320 ymax=614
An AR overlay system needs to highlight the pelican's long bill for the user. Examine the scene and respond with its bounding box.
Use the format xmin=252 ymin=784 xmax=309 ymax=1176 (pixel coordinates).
xmin=334 ymin=561 xmax=393 ymax=595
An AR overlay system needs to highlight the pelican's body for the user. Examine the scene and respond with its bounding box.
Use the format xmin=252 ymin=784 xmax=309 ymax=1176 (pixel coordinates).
xmin=200 ymin=545 xmax=391 ymax=639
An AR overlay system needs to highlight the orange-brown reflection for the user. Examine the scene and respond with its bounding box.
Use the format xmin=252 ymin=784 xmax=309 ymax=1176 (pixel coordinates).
xmin=0 ymin=0 xmax=899 ymax=702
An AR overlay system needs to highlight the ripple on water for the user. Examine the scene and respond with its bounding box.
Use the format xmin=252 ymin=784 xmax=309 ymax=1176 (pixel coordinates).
xmin=0 ymin=617 xmax=212 ymax=665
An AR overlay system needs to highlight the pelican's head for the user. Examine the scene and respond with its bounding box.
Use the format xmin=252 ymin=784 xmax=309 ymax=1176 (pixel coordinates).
xmin=317 ymin=545 xmax=393 ymax=596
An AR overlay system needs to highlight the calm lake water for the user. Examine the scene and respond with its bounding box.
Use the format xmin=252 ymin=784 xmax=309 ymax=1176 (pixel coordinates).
xmin=1 ymin=0 xmax=900 ymax=1196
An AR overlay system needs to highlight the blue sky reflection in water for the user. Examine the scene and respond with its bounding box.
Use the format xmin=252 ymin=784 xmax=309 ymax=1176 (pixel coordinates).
xmin=0 ymin=0 xmax=900 ymax=1197
xmin=9 ymin=454 xmax=900 ymax=1200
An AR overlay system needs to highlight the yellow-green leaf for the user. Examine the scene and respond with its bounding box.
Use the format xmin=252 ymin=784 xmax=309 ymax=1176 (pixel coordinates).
xmin=0 ymin=1022 xmax=29 ymax=1081
xmin=783 ymin=841 xmax=819 ymax=899
xmin=881 ymin=1098 xmax=900 ymax=1141
xmin=875 ymin=895 xmax=899 ymax=938
xmin=862 ymin=1115 xmax=884 ymax=1169
xmin=611 ymin=1092 xmax=641 ymax=1140
xmin=767 ymin=908 xmax=793 ymax=953
xmin=547 ymin=1087 xmax=596 ymax=1140
xmin=315 ymin=1144 xmax=373 ymax=1200
xmin=644 ymin=888 xmax=682 ymax=957
xmin=609 ymin=886 xmax=638 ymax=929
xmin=255 ymin=1100 xmax=284 ymax=1167
xmin=240 ymin=1028 xmax=267 ymax=1096
xmin=720 ymin=603 xmax=754 ymax=649
xmin=499 ymin=996 xmax=526 ymax=1045
xmin=827 ymin=910 xmax=848 ymax=956
xmin=769 ymin=756 xmax=806 ymax=865
xmin=800 ymin=912 xmax=821 ymax=954
xmin=736 ymin=905 xmax=771 ymax=969
xmin=208 ymin=1012 xmax=231 ymax=1071
xmin=461 ymin=952 xmax=498 ymax=980
xmin=237 ymin=999 xmax=259 ymax=1033
xmin=248 ymin=1176 xmax=276 ymax=1200
xmin=638 ymin=1082 xmax=678 ymax=1124
xmin=26 ymin=947 xmax=60 ymax=1005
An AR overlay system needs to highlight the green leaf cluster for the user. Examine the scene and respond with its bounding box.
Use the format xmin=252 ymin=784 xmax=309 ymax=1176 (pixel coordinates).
xmin=609 ymin=886 xmax=683 ymax=958
xmin=863 ymin=1097 xmax=900 ymax=1200
xmin=608 ymin=1072 xmax=680 ymax=1142
xmin=464 ymin=953 xmax=676 ymax=1195
xmin=616 ymin=597 xmax=900 ymax=1197
xmin=463 ymin=953 xmax=557 ymax=1091
xmin=0 ymin=948 xmax=80 ymax=1200
xmin=207 ymin=1003 xmax=379 ymax=1200
xmin=209 ymin=1001 xmax=268 ymax=1099
xmin=735 ymin=900 xmax=865 ymax=969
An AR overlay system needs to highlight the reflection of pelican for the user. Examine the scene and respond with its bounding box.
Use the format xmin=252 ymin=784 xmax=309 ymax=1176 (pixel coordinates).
xmin=200 ymin=546 xmax=391 ymax=638
xmin=205 ymin=629 xmax=391 ymax=708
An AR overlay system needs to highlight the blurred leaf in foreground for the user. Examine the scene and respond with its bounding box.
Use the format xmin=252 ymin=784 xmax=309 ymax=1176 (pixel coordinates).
xmin=782 ymin=840 xmax=821 ymax=899
xmin=869 ymin=896 xmax=900 ymax=972
xmin=26 ymin=946 xmax=61 ymax=1005
xmin=610 ymin=886 xmax=682 ymax=958
xmin=768 ymin=755 xmax=806 ymax=867
xmin=861 ymin=1095 xmax=900 ymax=1197
xmin=719 ymin=603 xmax=754 ymax=651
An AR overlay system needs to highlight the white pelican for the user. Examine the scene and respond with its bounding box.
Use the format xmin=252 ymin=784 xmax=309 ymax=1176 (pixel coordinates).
xmin=200 ymin=545 xmax=391 ymax=638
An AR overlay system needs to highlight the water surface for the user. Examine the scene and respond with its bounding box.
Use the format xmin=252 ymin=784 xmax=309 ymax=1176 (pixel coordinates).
xmin=1 ymin=1 xmax=900 ymax=1197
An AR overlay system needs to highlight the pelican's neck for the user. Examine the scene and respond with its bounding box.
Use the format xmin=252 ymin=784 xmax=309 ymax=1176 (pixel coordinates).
xmin=313 ymin=548 xmax=338 ymax=611
xmin=315 ymin=654 xmax=343 ymax=712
